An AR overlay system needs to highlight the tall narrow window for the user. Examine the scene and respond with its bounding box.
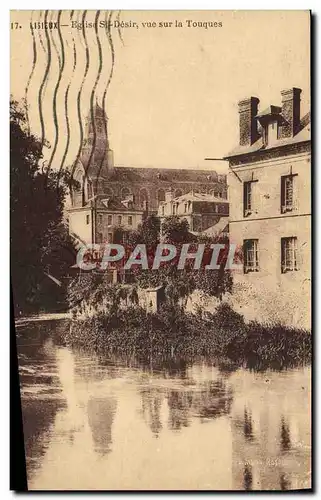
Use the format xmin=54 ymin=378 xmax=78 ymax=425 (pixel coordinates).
xmin=107 ymin=215 xmax=112 ymax=225
xmin=128 ymin=215 xmax=133 ymax=226
xmin=86 ymin=214 xmax=90 ymax=225
xmin=243 ymin=182 xmax=252 ymax=217
xmin=117 ymin=215 xmax=122 ymax=226
xmin=281 ymin=175 xmax=294 ymax=213
xmin=268 ymin=121 xmax=278 ymax=143
xmin=161 ymin=205 xmax=165 ymax=216
xmin=243 ymin=239 xmax=259 ymax=273
xmin=281 ymin=237 xmax=298 ymax=273
xmin=98 ymin=214 xmax=103 ymax=224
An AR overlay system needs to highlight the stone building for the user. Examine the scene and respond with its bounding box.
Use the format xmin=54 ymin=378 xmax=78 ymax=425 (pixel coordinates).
xmin=68 ymin=193 xmax=144 ymax=244
xmin=158 ymin=190 xmax=229 ymax=234
xmin=69 ymin=104 xmax=228 ymax=234
xmin=224 ymin=87 xmax=311 ymax=329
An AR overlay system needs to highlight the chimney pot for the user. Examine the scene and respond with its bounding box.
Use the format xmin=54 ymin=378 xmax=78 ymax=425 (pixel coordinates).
xmin=238 ymin=96 xmax=260 ymax=146
xmin=280 ymin=87 xmax=302 ymax=138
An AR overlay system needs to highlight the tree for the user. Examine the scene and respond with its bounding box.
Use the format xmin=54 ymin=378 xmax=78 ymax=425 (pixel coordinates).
xmin=161 ymin=216 xmax=192 ymax=244
xmin=10 ymin=98 xmax=77 ymax=314
xmin=128 ymin=214 xmax=160 ymax=247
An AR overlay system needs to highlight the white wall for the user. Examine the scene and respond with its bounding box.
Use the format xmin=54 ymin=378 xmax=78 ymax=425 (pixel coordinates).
xmin=228 ymin=150 xmax=311 ymax=329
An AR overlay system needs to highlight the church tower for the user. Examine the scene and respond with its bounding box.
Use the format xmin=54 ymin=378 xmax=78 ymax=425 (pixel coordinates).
xmin=80 ymin=103 xmax=114 ymax=184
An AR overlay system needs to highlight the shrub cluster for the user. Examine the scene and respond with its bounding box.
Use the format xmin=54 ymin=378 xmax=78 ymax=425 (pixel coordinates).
xmin=64 ymin=302 xmax=311 ymax=371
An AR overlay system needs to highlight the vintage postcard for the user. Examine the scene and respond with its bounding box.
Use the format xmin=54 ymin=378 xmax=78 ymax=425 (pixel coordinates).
xmin=10 ymin=10 xmax=311 ymax=491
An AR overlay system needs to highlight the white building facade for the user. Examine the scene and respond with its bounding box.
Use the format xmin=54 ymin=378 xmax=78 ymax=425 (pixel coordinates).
xmin=225 ymin=88 xmax=311 ymax=329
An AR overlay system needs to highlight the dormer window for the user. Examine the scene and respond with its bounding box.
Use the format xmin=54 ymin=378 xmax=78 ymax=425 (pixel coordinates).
xmin=256 ymin=105 xmax=282 ymax=146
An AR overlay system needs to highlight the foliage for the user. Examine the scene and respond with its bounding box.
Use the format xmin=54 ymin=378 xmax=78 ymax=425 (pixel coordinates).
xmin=161 ymin=216 xmax=192 ymax=244
xmin=65 ymin=301 xmax=311 ymax=371
xmin=128 ymin=214 xmax=160 ymax=247
xmin=10 ymin=98 xmax=77 ymax=314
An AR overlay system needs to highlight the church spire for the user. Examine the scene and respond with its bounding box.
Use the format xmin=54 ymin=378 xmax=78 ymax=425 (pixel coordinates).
xmin=80 ymin=103 xmax=113 ymax=178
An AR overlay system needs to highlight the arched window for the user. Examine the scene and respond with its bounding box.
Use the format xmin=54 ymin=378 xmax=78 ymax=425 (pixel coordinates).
xmin=157 ymin=188 xmax=166 ymax=204
xmin=104 ymin=187 xmax=114 ymax=198
xmin=121 ymin=187 xmax=131 ymax=200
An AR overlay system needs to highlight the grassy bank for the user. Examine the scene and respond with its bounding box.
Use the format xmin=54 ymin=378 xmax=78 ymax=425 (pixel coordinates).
xmin=63 ymin=303 xmax=311 ymax=371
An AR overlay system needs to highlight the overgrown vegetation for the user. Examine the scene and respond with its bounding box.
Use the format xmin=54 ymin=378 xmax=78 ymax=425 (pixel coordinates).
xmin=64 ymin=301 xmax=311 ymax=371
xmin=10 ymin=98 xmax=77 ymax=314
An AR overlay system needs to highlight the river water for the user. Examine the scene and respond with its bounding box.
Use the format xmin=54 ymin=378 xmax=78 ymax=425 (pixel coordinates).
xmin=16 ymin=320 xmax=311 ymax=491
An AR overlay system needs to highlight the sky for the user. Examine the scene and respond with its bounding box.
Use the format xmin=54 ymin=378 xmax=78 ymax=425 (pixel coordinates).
xmin=10 ymin=10 xmax=310 ymax=174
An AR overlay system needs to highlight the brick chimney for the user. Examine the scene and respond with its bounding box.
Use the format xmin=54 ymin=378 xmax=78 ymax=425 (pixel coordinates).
xmin=279 ymin=87 xmax=302 ymax=138
xmin=238 ymin=97 xmax=260 ymax=146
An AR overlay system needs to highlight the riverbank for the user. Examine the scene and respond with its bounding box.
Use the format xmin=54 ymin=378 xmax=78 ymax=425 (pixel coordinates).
xmin=64 ymin=303 xmax=311 ymax=371
xmin=15 ymin=312 xmax=71 ymax=326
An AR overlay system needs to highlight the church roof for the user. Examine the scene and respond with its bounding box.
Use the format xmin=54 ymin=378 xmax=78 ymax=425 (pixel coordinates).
xmin=106 ymin=167 xmax=226 ymax=184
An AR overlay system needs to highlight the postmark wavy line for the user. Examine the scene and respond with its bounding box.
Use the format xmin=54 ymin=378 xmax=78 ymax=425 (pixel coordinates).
xmin=57 ymin=15 xmax=77 ymax=191
xmin=116 ymin=10 xmax=124 ymax=46
xmin=70 ymin=10 xmax=90 ymax=193
xmin=24 ymin=11 xmax=37 ymax=136
xmin=38 ymin=10 xmax=51 ymax=154
xmin=84 ymin=10 xmax=103 ymax=180
xmin=47 ymin=11 xmax=65 ymax=179
xmin=95 ymin=10 xmax=115 ymax=191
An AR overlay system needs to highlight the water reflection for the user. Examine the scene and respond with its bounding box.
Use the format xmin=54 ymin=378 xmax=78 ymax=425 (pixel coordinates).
xmin=16 ymin=321 xmax=311 ymax=491
xmin=280 ymin=417 xmax=291 ymax=452
xmin=243 ymin=464 xmax=253 ymax=491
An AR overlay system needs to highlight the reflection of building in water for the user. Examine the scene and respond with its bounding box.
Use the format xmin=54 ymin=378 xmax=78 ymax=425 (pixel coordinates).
xmin=87 ymin=396 xmax=117 ymax=455
xmin=139 ymin=367 xmax=233 ymax=436
xmin=140 ymin=388 xmax=164 ymax=437
xmin=231 ymin=368 xmax=311 ymax=491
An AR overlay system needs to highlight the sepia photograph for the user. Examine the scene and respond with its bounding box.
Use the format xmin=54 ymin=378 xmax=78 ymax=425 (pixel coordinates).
xmin=10 ymin=9 xmax=311 ymax=491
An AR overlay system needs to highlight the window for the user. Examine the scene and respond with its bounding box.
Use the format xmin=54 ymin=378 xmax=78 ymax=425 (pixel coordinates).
xmin=268 ymin=121 xmax=278 ymax=143
xmin=157 ymin=189 xmax=165 ymax=203
xmin=281 ymin=175 xmax=294 ymax=213
xmin=107 ymin=215 xmax=112 ymax=225
xmin=98 ymin=214 xmax=103 ymax=224
xmin=281 ymin=237 xmax=298 ymax=273
xmin=243 ymin=182 xmax=252 ymax=217
xmin=161 ymin=205 xmax=165 ymax=216
xmin=117 ymin=215 xmax=122 ymax=225
xmin=243 ymin=239 xmax=259 ymax=273
xmin=173 ymin=203 xmax=177 ymax=215
xmin=184 ymin=203 xmax=188 ymax=213
xmin=86 ymin=214 xmax=90 ymax=225
xmin=128 ymin=215 xmax=133 ymax=226
xmin=262 ymin=125 xmax=268 ymax=146
xmin=108 ymin=232 xmax=113 ymax=242
xmin=97 ymin=232 xmax=103 ymax=243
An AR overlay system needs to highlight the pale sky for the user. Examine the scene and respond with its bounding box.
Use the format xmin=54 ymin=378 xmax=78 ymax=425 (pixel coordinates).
xmin=10 ymin=10 xmax=310 ymax=174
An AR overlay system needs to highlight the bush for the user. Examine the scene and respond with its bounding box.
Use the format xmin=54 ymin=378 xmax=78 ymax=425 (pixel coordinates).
xmin=64 ymin=298 xmax=311 ymax=371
